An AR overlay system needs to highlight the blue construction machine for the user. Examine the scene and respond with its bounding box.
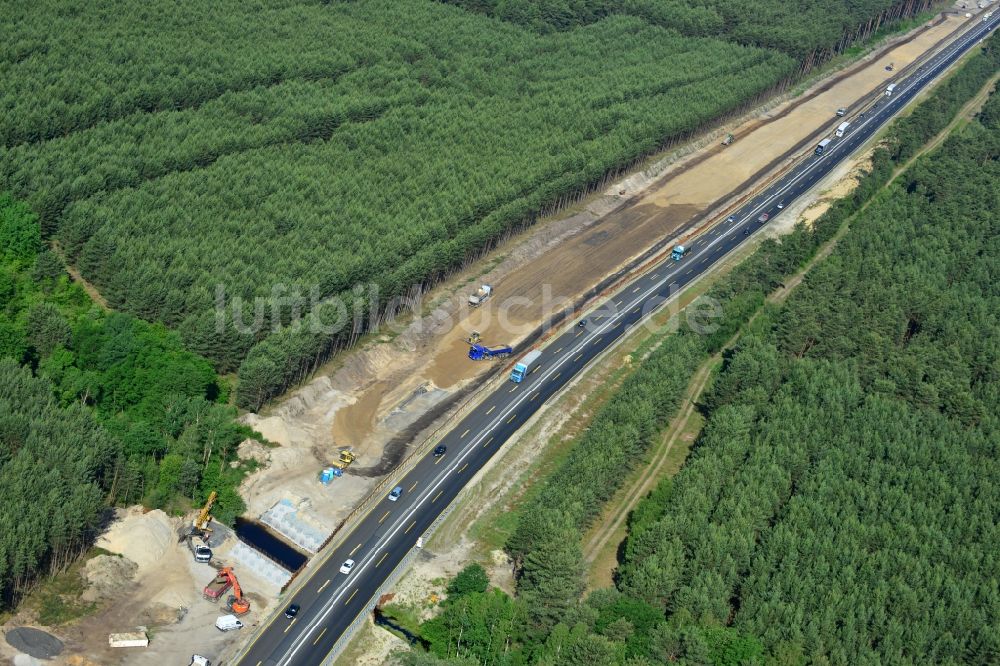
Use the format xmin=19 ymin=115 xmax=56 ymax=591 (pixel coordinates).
xmin=468 ymin=343 xmax=512 ymax=361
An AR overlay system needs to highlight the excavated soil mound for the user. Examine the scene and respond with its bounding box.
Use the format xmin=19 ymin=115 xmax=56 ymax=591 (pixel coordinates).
xmin=81 ymin=554 xmax=138 ymax=602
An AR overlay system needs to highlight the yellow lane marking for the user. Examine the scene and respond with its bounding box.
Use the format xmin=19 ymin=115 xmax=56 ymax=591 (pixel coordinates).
xmin=433 ymin=490 xmax=444 ymax=503
xmin=405 ymin=520 xmax=416 ymax=534
xmin=531 ymin=366 xmax=540 ymax=374
xmin=632 ymin=286 xmax=641 ymax=293
xmin=483 ymin=436 xmax=494 ymax=448
xmin=461 ymin=428 xmax=469 ymax=438
xmin=531 ymin=392 xmax=540 ymax=401
xmin=349 ymin=543 xmax=361 ymax=556
xmin=555 ymin=347 xmax=563 ymax=354
xmin=594 ymin=337 xmax=603 ymax=345
xmin=633 ymin=307 xmax=641 ymax=314
xmin=378 ymin=510 xmax=390 ymax=524
xmin=317 ymin=579 xmax=331 ymax=593
xmin=507 ymin=414 xmax=517 ymax=424
xmin=486 ymin=405 xmax=496 ymax=415
xmin=509 ymin=386 xmax=517 ymax=393
xmin=615 ymin=299 xmax=623 ymax=306
xmin=435 ymin=455 xmax=445 ymax=465
xmin=408 ymin=481 xmax=418 ymax=492
xmin=345 ymin=589 xmax=357 ymax=605
xmin=459 ymin=462 xmax=468 ymax=473
xmin=576 ymin=331 xmax=583 ymax=337
xmin=284 ymin=618 xmax=297 ymax=633
xmin=553 ymin=372 xmax=561 ymax=381
xmin=313 ymin=627 xmax=327 ymax=645
xmin=376 ymin=552 xmax=388 ymax=567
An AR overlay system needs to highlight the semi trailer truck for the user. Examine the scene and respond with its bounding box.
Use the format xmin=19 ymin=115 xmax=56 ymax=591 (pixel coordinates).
xmin=510 ymin=350 xmax=542 ymax=383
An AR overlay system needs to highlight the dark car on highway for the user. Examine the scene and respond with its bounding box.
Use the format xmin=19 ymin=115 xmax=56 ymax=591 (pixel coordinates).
xmin=433 ymin=445 xmax=447 ymax=457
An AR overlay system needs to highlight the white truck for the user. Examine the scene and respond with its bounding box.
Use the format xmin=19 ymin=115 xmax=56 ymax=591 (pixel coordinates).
xmin=215 ymin=615 xmax=244 ymax=632
xmin=187 ymin=535 xmax=212 ymax=563
xmin=468 ymin=284 xmax=492 ymax=307
xmin=190 ymin=657 xmax=211 ymax=666
xmin=835 ymin=121 xmax=850 ymax=138
xmin=885 ymin=83 xmax=897 ymax=97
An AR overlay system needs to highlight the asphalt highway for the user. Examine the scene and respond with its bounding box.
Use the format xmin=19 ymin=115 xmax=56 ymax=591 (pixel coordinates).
xmin=234 ymin=13 xmax=999 ymax=666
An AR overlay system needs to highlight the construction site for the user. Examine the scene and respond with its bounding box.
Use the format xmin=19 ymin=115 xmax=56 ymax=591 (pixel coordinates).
xmin=0 ymin=8 xmax=982 ymax=665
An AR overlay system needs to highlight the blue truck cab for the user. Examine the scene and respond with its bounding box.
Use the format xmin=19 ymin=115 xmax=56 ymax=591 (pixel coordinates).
xmin=510 ymin=350 xmax=542 ymax=383
xmin=671 ymin=245 xmax=687 ymax=261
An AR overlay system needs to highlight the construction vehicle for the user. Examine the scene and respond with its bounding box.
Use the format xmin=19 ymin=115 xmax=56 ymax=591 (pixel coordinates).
xmin=203 ymin=567 xmax=250 ymax=613
xmin=466 ymin=331 xmax=482 ymax=345
xmin=468 ymin=284 xmax=492 ymax=307
xmin=721 ymin=133 xmax=735 ymax=146
xmin=192 ymin=491 xmax=217 ymax=535
xmin=187 ymin=534 xmax=212 ymax=563
xmin=202 ymin=569 xmax=232 ymax=602
xmin=468 ymin=343 xmax=512 ymax=360
xmin=225 ymin=570 xmax=250 ymax=615
xmin=671 ymin=245 xmax=687 ymax=260
xmin=185 ymin=491 xmax=217 ymax=562
xmin=331 ymin=449 xmax=355 ymax=470
xmin=510 ymin=349 xmax=542 ymax=383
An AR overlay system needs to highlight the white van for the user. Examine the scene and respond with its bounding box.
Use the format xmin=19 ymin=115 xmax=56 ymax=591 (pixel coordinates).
xmin=215 ymin=615 xmax=244 ymax=632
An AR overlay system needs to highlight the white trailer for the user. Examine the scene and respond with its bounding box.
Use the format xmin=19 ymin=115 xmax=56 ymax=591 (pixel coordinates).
xmin=885 ymin=83 xmax=897 ymax=97
xmin=835 ymin=121 xmax=850 ymax=138
xmin=108 ymin=631 xmax=149 ymax=648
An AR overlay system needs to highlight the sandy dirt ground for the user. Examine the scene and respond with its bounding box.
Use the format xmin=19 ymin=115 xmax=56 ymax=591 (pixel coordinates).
xmin=0 ymin=507 xmax=283 ymax=666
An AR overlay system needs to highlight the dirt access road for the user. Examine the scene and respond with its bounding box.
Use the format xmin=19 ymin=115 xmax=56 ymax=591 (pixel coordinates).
xmin=242 ymin=11 xmax=968 ymax=523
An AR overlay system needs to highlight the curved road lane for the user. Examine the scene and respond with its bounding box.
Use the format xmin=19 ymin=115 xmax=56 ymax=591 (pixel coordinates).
xmin=235 ymin=13 xmax=999 ymax=666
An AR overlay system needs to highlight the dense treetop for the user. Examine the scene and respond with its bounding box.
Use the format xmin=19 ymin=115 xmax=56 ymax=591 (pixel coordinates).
xmin=0 ymin=0 xmax=926 ymax=406
xmin=0 ymin=196 xmax=254 ymax=608
xmin=619 ymin=81 xmax=1000 ymax=663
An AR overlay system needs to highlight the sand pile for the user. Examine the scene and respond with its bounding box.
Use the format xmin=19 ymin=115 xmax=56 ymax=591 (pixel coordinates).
xmin=95 ymin=508 xmax=174 ymax=572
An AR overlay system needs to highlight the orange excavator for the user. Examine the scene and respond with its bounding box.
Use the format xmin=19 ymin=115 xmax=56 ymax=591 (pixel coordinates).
xmin=203 ymin=567 xmax=250 ymax=615
xmin=223 ymin=568 xmax=251 ymax=615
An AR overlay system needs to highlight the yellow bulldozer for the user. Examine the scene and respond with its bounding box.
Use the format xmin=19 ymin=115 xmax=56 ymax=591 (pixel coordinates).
xmin=331 ymin=449 xmax=355 ymax=470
